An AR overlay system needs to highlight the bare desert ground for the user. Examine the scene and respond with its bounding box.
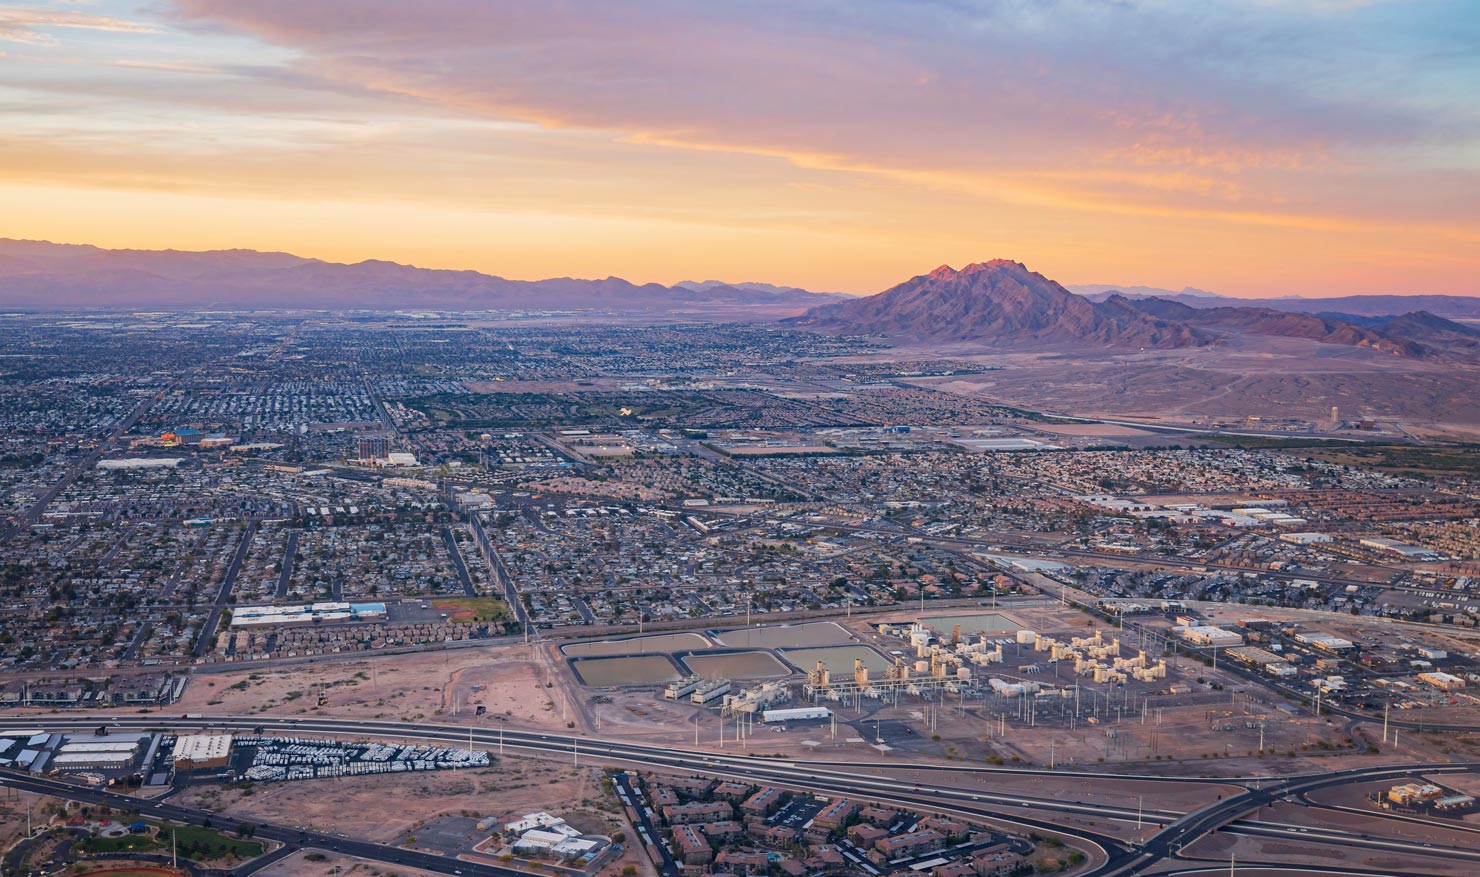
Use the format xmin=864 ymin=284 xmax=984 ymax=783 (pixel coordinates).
xmin=898 ymin=338 xmax=1480 ymax=424
xmin=177 ymin=643 xmax=577 ymax=732
xmin=172 ymin=761 xmax=607 ymax=844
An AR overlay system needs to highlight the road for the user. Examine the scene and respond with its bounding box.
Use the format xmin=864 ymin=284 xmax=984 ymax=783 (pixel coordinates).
xmin=193 ymin=520 xmax=258 ymax=658
xmin=274 ymin=530 xmax=300 ymax=600
xmin=15 ymin=714 xmax=1480 ymax=877
xmin=443 ymin=526 xmax=478 ymax=598
xmin=612 ymin=771 xmax=679 ymax=877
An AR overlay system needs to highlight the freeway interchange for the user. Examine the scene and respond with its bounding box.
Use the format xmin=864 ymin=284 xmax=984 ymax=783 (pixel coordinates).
xmin=8 ymin=714 xmax=1480 ymax=877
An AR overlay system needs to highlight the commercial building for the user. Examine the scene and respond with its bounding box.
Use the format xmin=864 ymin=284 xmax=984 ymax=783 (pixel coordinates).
xmin=230 ymin=601 xmax=387 ymax=627
xmin=1417 ymin=671 xmax=1466 ymax=691
xmin=1179 ymin=626 xmax=1243 ymax=648
xmin=1294 ymin=632 xmax=1355 ymax=653
xmin=172 ymin=734 xmax=233 ymax=770
xmin=1387 ymin=783 xmax=1443 ymax=806
xmin=1359 ymin=538 xmax=1439 ymax=560
xmin=1280 ymin=532 xmax=1332 ymax=545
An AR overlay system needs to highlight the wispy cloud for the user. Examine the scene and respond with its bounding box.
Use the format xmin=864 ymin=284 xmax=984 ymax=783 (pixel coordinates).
xmin=0 ymin=6 xmax=156 ymax=46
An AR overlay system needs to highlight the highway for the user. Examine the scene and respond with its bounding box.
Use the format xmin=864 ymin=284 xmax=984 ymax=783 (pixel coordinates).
xmin=11 ymin=714 xmax=1480 ymax=877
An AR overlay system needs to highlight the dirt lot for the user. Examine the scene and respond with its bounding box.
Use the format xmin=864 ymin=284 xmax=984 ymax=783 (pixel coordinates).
xmin=176 ymin=643 xmax=573 ymax=732
xmin=171 ymin=760 xmax=608 ymax=844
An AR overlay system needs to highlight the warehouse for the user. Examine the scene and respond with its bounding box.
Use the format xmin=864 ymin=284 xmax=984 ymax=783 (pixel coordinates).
xmin=49 ymin=749 xmax=137 ymax=772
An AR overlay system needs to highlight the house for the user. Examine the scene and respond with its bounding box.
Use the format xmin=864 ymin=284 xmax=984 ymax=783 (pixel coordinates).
xmin=672 ymin=825 xmax=713 ymax=866
xmin=664 ymin=802 xmax=734 ymax=826
xmin=847 ymin=824 xmax=889 ymax=847
xmin=856 ymin=806 xmax=899 ymax=827
xmin=713 ymin=782 xmax=753 ymax=801
xmin=701 ymin=821 xmax=743 ymax=842
xmin=714 ymin=850 xmax=771 ymax=874
xmin=813 ymin=798 xmax=859 ymax=830
xmin=741 ymin=787 xmax=785 ymax=817
xmin=933 ymin=862 xmax=976 ymax=877
xmin=869 ymin=829 xmax=945 ymax=864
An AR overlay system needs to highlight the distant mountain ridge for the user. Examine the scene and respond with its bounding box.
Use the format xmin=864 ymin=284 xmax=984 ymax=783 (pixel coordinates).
xmin=1078 ymin=284 xmax=1480 ymax=319
xmin=1072 ymin=283 xmax=1224 ymax=300
xmin=0 ymin=239 xmax=845 ymax=314
xmin=791 ymin=259 xmax=1480 ymax=360
xmin=674 ymin=279 xmax=849 ymax=298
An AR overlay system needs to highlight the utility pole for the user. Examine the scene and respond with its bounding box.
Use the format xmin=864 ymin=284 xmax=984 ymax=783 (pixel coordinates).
xmin=1136 ymin=796 xmax=1143 ymax=830
xmin=1383 ymin=702 xmax=1390 ymax=743
xmin=573 ymin=736 xmax=579 ymax=766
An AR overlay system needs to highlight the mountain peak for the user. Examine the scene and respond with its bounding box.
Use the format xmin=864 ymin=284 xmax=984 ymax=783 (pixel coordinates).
xmin=929 ymin=259 xmax=1028 ymax=280
xmin=789 ymin=259 xmax=1207 ymax=349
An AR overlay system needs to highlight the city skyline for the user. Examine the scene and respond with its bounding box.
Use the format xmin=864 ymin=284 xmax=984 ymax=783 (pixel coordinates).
xmin=2 ymin=0 xmax=1478 ymax=297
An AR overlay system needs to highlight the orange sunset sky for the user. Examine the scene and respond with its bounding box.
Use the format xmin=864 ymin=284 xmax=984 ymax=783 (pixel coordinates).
xmin=2 ymin=1 xmax=1478 ymax=297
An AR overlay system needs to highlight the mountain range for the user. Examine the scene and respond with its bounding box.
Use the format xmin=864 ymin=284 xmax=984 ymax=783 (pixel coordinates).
xmin=789 ymin=260 xmax=1480 ymax=360
xmin=0 ymin=239 xmax=843 ymax=314
xmin=3 ymin=238 xmax=1478 ymax=350
xmin=1077 ymin=286 xmax=1480 ymax=320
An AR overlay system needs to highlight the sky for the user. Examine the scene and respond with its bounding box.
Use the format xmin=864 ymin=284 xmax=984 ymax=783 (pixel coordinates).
xmin=1 ymin=1 xmax=1478 ymax=297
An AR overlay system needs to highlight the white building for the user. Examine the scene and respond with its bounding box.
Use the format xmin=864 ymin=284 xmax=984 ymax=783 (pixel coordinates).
xmin=1180 ymin=626 xmax=1243 ymax=648
xmin=97 ymin=457 xmax=184 ymax=470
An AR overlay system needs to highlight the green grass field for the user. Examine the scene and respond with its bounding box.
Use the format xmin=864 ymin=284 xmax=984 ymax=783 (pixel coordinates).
xmin=80 ymin=835 xmax=163 ymax=855
xmin=431 ymin=596 xmax=510 ymax=623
